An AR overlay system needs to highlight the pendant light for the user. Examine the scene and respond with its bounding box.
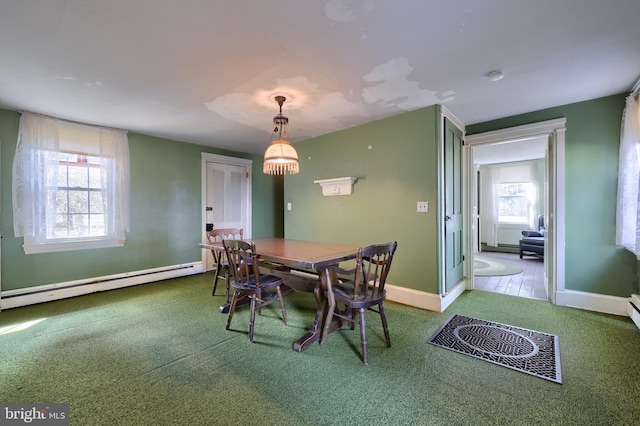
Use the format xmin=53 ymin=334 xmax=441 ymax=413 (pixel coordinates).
xmin=263 ymin=95 xmax=299 ymax=175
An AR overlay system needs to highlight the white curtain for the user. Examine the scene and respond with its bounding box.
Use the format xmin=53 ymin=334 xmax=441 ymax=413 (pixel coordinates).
xmin=12 ymin=113 xmax=60 ymax=240
xmin=99 ymin=127 xmax=131 ymax=240
xmin=615 ymin=91 xmax=640 ymax=251
xmin=484 ymin=162 xmax=539 ymax=247
xmin=13 ymin=112 xmax=129 ymax=244
xmin=485 ymin=166 xmax=499 ymax=247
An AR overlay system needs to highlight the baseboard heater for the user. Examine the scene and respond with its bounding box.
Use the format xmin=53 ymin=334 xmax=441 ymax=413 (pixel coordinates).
xmin=628 ymin=294 xmax=640 ymax=329
xmin=0 ymin=262 xmax=203 ymax=310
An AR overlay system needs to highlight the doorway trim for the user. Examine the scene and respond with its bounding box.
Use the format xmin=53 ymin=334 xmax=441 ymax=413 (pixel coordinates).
xmin=200 ymin=153 xmax=253 ymax=269
xmin=463 ymin=118 xmax=566 ymax=305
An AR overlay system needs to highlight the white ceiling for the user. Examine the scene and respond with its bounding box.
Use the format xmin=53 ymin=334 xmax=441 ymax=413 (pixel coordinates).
xmin=1 ymin=0 xmax=639 ymax=154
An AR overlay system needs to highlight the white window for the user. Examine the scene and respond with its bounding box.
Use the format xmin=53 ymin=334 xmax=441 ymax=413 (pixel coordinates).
xmin=12 ymin=113 xmax=130 ymax=254
xmin=497 ymin=182 xmax=534 ymax=224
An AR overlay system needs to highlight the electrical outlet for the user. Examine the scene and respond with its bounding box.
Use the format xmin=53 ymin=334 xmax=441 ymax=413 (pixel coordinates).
xmin=417 ymin=201 xmax=429 ymax=212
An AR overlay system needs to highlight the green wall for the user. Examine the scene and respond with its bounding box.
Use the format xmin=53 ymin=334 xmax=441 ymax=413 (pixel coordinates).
xmin=467 ymin=93 xmax=638 ymax=297
xmin=284 ymin=106 xmax=441 ymax=294
xmin=0 ymin=108 xmax=283 ymax=291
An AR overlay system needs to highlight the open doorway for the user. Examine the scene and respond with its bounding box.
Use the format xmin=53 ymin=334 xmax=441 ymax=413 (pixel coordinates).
xmin=472 ymin=139 xmax=547 ymax=300
xmin=463 ymin=118 xmax=566 ymax=305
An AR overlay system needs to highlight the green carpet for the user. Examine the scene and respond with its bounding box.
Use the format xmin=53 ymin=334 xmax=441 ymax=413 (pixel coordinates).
xmin=474 ymin=255 xmax=523 ymax=276
xmin=1 ymin=273 xmax=639 ymax=425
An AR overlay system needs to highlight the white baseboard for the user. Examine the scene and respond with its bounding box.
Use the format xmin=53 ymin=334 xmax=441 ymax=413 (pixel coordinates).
xmin=561 ymin=289 xmax=629 ymax=316
xmin=385 ymin=284 xmax=630 ymax=317
xmin=0 ymin=262 xmax=204 ymax=310
xmin=385 ymin=281 xmax=465 ymax=313
xmin=626 ymin=294 xmax=640 ymax=329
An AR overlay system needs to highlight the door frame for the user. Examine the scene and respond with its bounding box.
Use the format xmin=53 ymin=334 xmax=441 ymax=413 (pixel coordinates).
xmin=463 ymin=118 xmax=566 ymax=304
xmin=200 ymin=153 xmax=253 ymax=269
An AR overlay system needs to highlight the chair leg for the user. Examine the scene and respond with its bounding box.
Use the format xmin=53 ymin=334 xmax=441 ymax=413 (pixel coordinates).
xmin=348 ymin=306 xmax=355 ymax=330
xmin=224 ymin=268 xmax=230 ymax=303
xmin=226 ymin=292 xmax=240 ymax=330
xmin=248 ymin=295 xmax=257 ymax=342
xmin=359 ymin=308 xmax=368 ymax=365
xmin=275 ymin=285 xmax=288 ymax=325
xmin=379 ymin=303 xmax=391 ymax=348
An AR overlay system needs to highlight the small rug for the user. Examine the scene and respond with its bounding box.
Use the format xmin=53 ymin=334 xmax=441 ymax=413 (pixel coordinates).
xmin=428 ymin=314 xmax=562 ymax=384
xmin=474 ymin=255 xmax=523 ymax=276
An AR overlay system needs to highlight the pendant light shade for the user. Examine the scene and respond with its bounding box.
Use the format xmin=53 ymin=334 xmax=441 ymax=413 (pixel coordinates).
xmin=263 ymin=96 xmax=299 ymax=175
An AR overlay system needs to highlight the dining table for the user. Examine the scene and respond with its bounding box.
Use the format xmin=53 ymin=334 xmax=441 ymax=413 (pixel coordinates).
xmin=199 ymin=237 xmax=359 ymax=352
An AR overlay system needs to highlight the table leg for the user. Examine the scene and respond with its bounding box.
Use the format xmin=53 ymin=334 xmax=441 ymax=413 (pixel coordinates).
xmin=211 ymin=250 xmax=223 ymax=296
xmin=293 ymin=281 xmax=327 ymax=352
xmin=293 ymin=268 xmax=346 ymax=352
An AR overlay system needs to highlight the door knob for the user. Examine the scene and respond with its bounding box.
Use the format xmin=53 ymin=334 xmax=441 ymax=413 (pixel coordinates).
xmin=445 ymin=215 xmax=451 ymax=221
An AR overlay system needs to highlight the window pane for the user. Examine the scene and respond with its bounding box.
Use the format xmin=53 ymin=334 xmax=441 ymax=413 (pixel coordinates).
xmin=68 ymin=164 xmax=89 ymax=188
xmin=55 ymin=191 xmax=68 ymax=214
xmin=69 ymin=214 xmax=89 ymax=237
xmin=497 ymin=182 xmax=533 ymax=223
xmin=89 ymin=214 xmax=106 ymax=236
xmin=69 ymin=190 xmax=89 ymax=213
xmin=89 ymin=166 xmax=101 ymax=189
xmin=54 ymin=214 xmax=69 ymax=238
xmin=90 ymin=191 xmax=104 ymax=213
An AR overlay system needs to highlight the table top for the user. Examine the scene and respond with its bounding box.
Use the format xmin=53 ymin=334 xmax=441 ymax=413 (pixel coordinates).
xmin=200 ymin=237 xmax=358 ymax=269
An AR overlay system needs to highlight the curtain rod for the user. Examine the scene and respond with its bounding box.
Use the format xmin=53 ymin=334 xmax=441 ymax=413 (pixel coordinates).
xmin=18 ymin=110 xmax=128 ymax=133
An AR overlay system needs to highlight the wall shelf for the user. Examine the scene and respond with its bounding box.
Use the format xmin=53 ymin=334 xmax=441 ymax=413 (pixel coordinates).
xmin=313 ymin=177 xmax=357 ymax=196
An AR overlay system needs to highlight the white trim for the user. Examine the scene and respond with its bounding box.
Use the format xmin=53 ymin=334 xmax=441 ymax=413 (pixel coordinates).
xmin=385 ymin=281 xmax=465 ymax=313
xmin=201 ymin=153 xmax=253 ymax=167
xmin=464 ymin=118 xmax=566 ymax=303
xmin=23 ymin=237 xmax=125 ymax=254
xmin=385 ymin=282 xmax=630 ymax=318
xmin=562 ymin=289 xmax=629 ymax=317
xmin=200 ymin=153 xmax=253 ymax=270
xmin=441 ymin=105 xmax=466 ymax=134
xmin=0 ymin=262 xmax=203 ymax=310
xmin=465 ymin=118 xmax=566 ymax=146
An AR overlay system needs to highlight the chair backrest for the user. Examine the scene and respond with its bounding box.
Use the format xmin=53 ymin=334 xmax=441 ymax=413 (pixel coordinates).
xmin=223 ymin=239 xmax=259 ymax=286
xmin=353 ymin=241 xmax=397 ymax=300
xmin=207 ymin=228 xmax=243 ymax=244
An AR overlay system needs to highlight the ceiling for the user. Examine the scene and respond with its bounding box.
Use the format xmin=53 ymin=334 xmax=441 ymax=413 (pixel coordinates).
xmin=1 ymin=1 xmax=639 ymax=155
xmin=473 ymin=137 xmax=547 ymax=165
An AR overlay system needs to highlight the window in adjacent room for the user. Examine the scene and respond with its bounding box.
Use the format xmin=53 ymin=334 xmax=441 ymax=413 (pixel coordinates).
xmin=497 ymin=182 xmax=534 ymax=224
xmin=12 ymin=112 xmax=130 ymax=254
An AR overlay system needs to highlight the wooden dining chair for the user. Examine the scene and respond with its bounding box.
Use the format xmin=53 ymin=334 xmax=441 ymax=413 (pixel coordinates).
xmin=206 ymin=228 xmax=243 ymax=302
xmin=321 ymin=241 xmax=398 ymax=365
xmin=223 ymin=239 xmax=288 ymax=343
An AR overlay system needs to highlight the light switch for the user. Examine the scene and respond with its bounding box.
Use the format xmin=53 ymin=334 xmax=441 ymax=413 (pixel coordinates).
xmin=287 ymin=202 xmax=292 ymax=211
xmin=417 ymin=201 xmax=429 ymax=213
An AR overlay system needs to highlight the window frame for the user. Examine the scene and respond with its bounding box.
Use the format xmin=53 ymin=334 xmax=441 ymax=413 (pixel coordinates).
xmin=496 ymin=181 xmax=534 ymax=225
xmin=16 ymin=114 xmax=129 ymax=255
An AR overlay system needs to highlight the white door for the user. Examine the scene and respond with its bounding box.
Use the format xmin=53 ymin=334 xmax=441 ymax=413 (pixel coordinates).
xmin=201 ymin=153 xmax=252 ymax=271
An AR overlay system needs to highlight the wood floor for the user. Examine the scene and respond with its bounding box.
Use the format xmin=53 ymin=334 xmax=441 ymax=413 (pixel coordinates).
xmin=473 ymin=251 xmax=547 ymax=301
